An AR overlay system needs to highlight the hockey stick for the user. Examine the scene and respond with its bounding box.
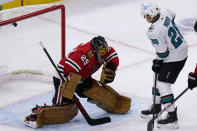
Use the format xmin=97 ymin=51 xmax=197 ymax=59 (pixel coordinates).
xmin=147 ymin=87 xmax=189 ymax=131
xmin=152 ymin=72 xmax=158 ymax=129
xmin=39 ymin=42 xmax=111 ymax=125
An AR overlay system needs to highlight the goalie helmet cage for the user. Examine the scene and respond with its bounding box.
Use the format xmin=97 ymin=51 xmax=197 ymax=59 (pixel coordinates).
xmin=0 ymin=4 xmax=65 ymax=81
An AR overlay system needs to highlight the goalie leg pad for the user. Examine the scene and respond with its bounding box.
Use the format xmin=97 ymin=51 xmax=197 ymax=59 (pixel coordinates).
xmin=83 ymin=80 xmax=131 ymax=113
xmin=36 ymin=103 xmax=78 ymax=127
xmin=61 ymin=72 xmax=82 ymax=100
xmin=115 ymin=95 xmax=131 ymax=113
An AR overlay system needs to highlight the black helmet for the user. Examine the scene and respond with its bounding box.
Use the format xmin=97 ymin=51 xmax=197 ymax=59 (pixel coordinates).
xmin=90 ymin=36 xmax=108 ymax=52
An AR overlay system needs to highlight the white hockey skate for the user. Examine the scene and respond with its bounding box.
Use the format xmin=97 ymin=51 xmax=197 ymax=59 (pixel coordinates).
xmin=157 ymin=121 xmax=179 ymax=129
xmin=141 ymin=104 xmax=161 ymax=120
xmin=157 ymin=108 xmax=179 ymax=129
xmin=22 ymin=113 xmax=38 ymax=128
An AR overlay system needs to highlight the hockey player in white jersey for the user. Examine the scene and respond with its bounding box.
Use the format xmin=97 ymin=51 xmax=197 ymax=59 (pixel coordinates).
xmin=140 ymin=2 xmax=188 ymax=129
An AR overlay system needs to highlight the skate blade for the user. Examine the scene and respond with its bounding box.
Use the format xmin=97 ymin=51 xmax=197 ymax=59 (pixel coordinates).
xmin=157 ymin=121 xmax=179 ymax=129
xmin=141 ymin=114 xmax=161 ymax=120
xmin=141 ymin=114 xmax=152 ymax=119
xmin=22 ymin=119 xmax=38 ymax=128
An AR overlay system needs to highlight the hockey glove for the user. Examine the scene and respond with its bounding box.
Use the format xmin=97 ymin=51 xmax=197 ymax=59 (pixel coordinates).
xmin=100 ymin=68 xmax=116 ymax=84
xmin=152 ymin=59 xmax=163 ymax=73
xmin=188 ymin=72 xmax=197 ymax=90
xmin=194 ymin=21 xmax=197 ymax=32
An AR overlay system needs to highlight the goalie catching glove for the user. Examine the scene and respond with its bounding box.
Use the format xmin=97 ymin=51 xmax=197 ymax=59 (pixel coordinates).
xmin=23 ymin=103 xmax=78 ymax=128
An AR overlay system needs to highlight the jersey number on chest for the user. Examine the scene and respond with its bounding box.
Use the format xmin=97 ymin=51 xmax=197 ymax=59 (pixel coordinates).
xmin=81 ymin=55 xmax=89 ymax=65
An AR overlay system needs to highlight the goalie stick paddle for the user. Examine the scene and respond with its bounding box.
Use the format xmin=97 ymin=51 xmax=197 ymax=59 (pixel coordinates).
xmin=147 ymin=87 xmax=189 ymax=131
xmin=73 ymin=95 xmax=111 ymax=125
xmin=39 ymin=42 xmax=111 ymax=125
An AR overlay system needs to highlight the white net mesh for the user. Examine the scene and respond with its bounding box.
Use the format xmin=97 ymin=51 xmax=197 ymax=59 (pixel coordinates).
xmin=0 ymin=68 xmax=53 ymax=83
xmin=0 ymin=4 xmax=57 ymax=20
xmin=0 ymin=4 xmax=64 ymax=83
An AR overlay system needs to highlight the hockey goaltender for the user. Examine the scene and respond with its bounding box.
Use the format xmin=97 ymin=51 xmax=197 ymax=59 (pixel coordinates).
xmin=23 ymin=36 xmax=131 ymax=128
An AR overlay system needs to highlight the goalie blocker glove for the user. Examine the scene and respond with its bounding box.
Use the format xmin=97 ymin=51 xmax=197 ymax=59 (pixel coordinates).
xmin=188 ymin=72 xmax=197 ymax=90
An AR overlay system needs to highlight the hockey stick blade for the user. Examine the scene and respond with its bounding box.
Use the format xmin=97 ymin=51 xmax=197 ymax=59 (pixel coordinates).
xmin=86 ymin=116 xmax=111 ymax=125
xmin=73 ymin=95 xmax=111 ymax=125
xmin=147 ymin=119 xmax=154 ymax=131
xmin=147 ymin=87 xmax=189 ymax=131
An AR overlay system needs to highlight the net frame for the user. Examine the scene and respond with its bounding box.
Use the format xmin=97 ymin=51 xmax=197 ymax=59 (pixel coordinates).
xmin=0 ymin=4 xmax=65 ymax=58
xmin=0 ymin=4 xmax=66 ymax=82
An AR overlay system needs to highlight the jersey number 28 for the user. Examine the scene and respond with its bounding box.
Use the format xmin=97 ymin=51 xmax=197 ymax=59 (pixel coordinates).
xmin=164 ymin=17 xmax=183 ymax=49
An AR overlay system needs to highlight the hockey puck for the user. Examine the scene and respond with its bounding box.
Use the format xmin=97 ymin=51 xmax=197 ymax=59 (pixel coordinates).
xmin=13 ymin=22 xmax=18 ymax=27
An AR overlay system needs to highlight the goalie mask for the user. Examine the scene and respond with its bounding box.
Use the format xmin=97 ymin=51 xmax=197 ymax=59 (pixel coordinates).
xmin=91 ymin=36 xmax=109 ymax=56
xmin=91 ymin=36 xmax=109 ymax=64
xmin=141 ymin=2 xmax=160 ymax=22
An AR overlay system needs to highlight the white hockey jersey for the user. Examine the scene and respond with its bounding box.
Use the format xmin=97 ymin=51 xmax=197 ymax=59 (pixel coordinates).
xmin=147 ymin=9 xmax=188 ymax=62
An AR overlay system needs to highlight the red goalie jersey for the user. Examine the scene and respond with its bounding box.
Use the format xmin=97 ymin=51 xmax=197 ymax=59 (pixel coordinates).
xmin=58 ymin=41 xmax=119 ymax=80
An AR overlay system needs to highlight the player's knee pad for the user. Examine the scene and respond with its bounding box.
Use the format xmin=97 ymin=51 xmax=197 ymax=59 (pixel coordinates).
xmin=83 ymin=80 xmax=131 ymax=113
xmin=53 ymin=72 xmax=82 ymax=104
xmin=157 ymin=81 xmax=172 ymax=97
xmin=35 ymin=103 xmax=78 ymax=127
xmin=61 ymin=72 xmax=82 ymax=100
xmin=157 ymin=81 xmax=175 ymax=112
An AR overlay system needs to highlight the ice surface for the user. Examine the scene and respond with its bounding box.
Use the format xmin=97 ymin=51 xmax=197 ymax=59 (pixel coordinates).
xmin=0 ymin=0 xmax=197 ymax=131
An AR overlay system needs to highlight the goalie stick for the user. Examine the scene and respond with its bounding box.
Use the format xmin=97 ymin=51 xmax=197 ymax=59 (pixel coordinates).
xmin=39 ymin=42 xmax=111 ymax=125
xmin=147 ymin=87 xmax=189 ymax=131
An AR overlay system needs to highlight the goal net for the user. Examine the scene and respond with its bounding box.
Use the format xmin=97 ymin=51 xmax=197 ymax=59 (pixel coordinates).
xmin=0 ymin=4 xmax=66 ymax=83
